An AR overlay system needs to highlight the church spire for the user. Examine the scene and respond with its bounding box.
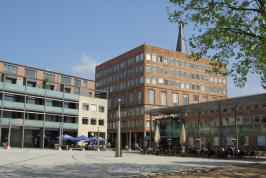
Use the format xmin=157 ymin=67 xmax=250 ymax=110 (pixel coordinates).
xmin=176 ymin=24 xmax=187 ymax=54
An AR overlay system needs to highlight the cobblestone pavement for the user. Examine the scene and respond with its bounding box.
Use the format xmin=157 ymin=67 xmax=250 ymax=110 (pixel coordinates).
xmin=153 ymin=162 xmax=266 ymax=178
xmin=0 ymin=148 xmax=261 ymax=178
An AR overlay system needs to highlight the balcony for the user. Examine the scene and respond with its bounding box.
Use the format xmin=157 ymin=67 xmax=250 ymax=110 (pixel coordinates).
xmin=26 ymin=103 xmax=45 ymax=112
xmin=0 ymin=82 xmax=26 ymax=93
xmin=2 ymin=101 xmax=25 ymax=110
xmin=46 ymin=106 xmax=63 ymax=114
xmin=0 ymin=82 xmax=79 ymax=101
xmin=64 ymin=93 xmax=79 ymax=101
xmin=0 ymin=118 xmax=23 ymax=126
xmin=24 ymin=119 xmax=43 ymax=127
xmin=64 ymin=108 xmax=79 ymax=115
xmin=63 ymin=123 xmax=78 ymax=129
xmin=27 ymin=86 xmax=45 ymax=96
xmin=44 ymin=121 xmax=61 ymax=129
xmin=46 ymin=89 xmax=63 ymax=99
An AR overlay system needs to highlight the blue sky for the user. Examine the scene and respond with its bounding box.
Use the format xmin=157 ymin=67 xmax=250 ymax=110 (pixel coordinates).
xmin=0 ymin=0 xmax=264 ymax=97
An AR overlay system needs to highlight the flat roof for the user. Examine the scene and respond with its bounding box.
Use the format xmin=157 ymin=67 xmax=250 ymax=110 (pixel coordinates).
xmin=0 ymin=59 xmax=94 ymax=82
xmin=146 ymin=93 xmax=266 ymax=116
xmin=96 ymin=43 xmax=211 ymax=69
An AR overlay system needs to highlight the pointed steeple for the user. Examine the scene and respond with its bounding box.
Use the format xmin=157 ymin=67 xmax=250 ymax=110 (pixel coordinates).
xmin=176 ymin=24 xmax=187 ymax=54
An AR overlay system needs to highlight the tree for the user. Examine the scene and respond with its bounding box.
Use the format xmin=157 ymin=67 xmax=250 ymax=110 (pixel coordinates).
xmin=168 ymin=0 xmax=266 ymax=88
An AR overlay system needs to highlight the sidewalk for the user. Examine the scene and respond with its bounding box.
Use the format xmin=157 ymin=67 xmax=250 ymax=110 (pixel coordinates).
xmin=152 ymin=161 xmax=266 ymax=178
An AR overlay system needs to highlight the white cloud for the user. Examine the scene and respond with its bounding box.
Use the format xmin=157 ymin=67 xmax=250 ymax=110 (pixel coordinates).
xmin=72 ymin=53 xmax=98 ymax=76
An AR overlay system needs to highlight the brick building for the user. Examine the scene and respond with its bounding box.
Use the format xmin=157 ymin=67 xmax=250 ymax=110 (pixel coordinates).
xmin=96 ymin=40 xmax=227 ymax=147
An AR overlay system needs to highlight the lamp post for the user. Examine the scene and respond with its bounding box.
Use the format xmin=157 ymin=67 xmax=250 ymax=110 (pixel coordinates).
xmin=115 ymin=98 xmax=121 ymax=157
xmin=97 ymin=126 xmax=100 ymax=151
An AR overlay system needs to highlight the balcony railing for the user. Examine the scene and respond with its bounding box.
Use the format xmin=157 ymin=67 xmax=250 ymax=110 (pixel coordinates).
xmin=0 ymin=118 xmax=78 ymax=130
xmin=0 ymin=82 xmax=80 ymax=101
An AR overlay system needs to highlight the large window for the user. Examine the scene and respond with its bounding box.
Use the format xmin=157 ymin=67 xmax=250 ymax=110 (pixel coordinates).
xmin=25 ymin=68 xmax=37 ymax=79
xmin=61 ymin=76 xmax=71 ymax=86
xmin=4 ymin=64 xmax=17 ymax=75
xmin=137 ymin=91 xmax=142 ymax=105
xmin=160 ymin=91 xmax=167 ymax=106
xmin=82 ymin=117 xmax=89 ymax=124
xmin=98 ymin=119 xmax=104 ymax=126
xmin=108 ymin=98 xmax=112 ymax=109
xmin=193 ymin=95 xmax=200 ymax=103
xmin=172 ymin=93 xmax=179 ymax=106
xmin=183 ymin=94 xmax=189 ymax=105
xmin=90 ymin=118 xmax=97 ymax=125
xmin=44 ymin=72 xmax=55 ymax=82
xmin=82 ymin=104 xmax=89 ymax=111
xmin=74 ymin=79 xmax=81 ymax=94
xmin=148 ymin=90 xmax=155 ymax=105
xmin=99 ymin=106 xmax=105 ymax=113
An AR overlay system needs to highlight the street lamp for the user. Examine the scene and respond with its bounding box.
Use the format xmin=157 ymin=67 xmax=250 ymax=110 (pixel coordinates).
xmin=97 ymin=126 xmax=100 ymax=151
xmin=115 ymin=98 xmax=122 ymax=157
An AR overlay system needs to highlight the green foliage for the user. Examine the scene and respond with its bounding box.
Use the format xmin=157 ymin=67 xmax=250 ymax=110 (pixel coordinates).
xmin=42 ymin=77 xmax=50 ymax=88
xmin=168 ymin=0 xmax=266 ymax=89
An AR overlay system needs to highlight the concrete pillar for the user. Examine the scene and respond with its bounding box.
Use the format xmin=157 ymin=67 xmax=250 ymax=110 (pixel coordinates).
xmin=129 ymin=130 xmax=132 ymax=151
xmin=40 ymin=128 xmax=44 ymax=149
xmin=0 ymin=126 xmax=2 ymax=145
xmin=7 ymin=122 xmax=11 ymax=149
xmin=126 ymin=132 xmax=128 ymax=147
xmin=21 ymin=126 xmax=25 ymax=148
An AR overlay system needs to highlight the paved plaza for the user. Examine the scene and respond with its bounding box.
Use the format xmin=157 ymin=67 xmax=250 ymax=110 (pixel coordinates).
xmin=0 ymin=148 xmax=261 ymax=178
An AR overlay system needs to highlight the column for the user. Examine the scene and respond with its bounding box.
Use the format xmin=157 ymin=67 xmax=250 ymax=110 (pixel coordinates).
xmin=129 ymin=130 xmax=132 ymax=151
xmin=8 ymin=121 xmax=11 ymax=149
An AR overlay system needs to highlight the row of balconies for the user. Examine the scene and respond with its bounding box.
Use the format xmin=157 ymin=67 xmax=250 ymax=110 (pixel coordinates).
xmin=0 ymin=82 xmax=80 ymax=101
xmin=0 ymin=118 xmax=78 ymax=129
xmin=0 ymin=100 xmax=79 ymax=115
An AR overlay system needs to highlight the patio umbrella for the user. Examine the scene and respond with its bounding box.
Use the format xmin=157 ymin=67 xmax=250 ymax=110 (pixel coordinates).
xmin=179 ymin=123 xmax=187 ymax=145
xmin=76 ymin=135 xmax=89 ymax=142
xmin=91 ymin=136 xmax=106 ymax=142
xmin=62 ymin=134 xmax=77 ymax=141
xmin=154 ymin=124 xmax=160 ymax=144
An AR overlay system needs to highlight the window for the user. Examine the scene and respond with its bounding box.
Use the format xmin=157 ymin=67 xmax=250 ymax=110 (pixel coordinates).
xmin=82 ymin=104 xmax=89 ymax=111
xmin=183 ymin=94 xmax=189 ymax=105
xmin=61 ymin=76 xmax=71 ymax=86
xmin=25 ymin=68 xmax=37 ymax=78
xmin=44 ymin=72 xmax=55 ymax=82
xmin=4 ymin=94 xmax=14 ymax=102
xmin=204 ymin=96 xmax=208 ymax=102
xmin=82 ymin=118 xmax=89 ymax=124
xmin=27 ymin=97 xmax=35 ymax=104
xmin=129 ymin=93 xmax=133 ymax=105
xmin=108 ymin=98 xmax=112 ymax=109
xmin=98 ymin=119 xmax=104 ymax=126
xmin=137 ymin=91 xmax=142 ymax=104
xmin=90 ymin=118 xmax=97 ymax=125
xmin=99 ymin=106 xmax=105 ymax=113
xmin=148 ymin=90 xmax=155 ymax=105
xmin=74 ymin=79 xmax=81 ymax=94
xmin=46 ymin=99 xmax=52 ymax=106
xmin=145 ymin=53 xmax=151 ymax=60
xmin=160 ymin=91 xmax=167 ymax=105
xmin=4 ymin=64 xmax=17 ymax=74
xmin=91 ymin=104 xmax=97 ymax=112
xmin=257 ymin=136 xmax=266 ymax=146
xmin=172 ymin=93 xmax=179 ymax=106
xmin=193 ymin=95 xmax=200 ymax=103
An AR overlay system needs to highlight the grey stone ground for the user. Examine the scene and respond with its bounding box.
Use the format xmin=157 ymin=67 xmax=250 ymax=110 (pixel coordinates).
xmin=0 ymin=148 xmax=258 ymax=178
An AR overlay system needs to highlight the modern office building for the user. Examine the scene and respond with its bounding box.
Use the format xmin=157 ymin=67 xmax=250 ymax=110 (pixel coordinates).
xmin=0 ymin=60 xmax=107 ymax=148
xmin=95 ymin=28 xmax=227 ymax=147
xmin=147 ymin=93 xmax=266 ymax=151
